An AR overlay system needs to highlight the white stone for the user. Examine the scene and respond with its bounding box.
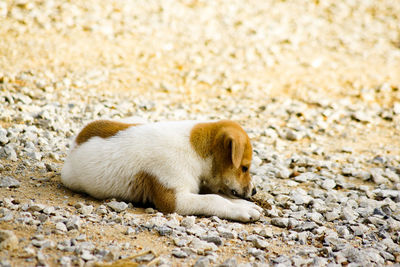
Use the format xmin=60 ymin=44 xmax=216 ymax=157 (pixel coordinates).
xmin=55 ymin=222 xmax=68 ymax=232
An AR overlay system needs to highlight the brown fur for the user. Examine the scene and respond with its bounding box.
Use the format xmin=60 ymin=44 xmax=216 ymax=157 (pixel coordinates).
xmin=75 ymin=120 xmax=138 ymax=145
xmin=130 ymin=171 xmax=176 ymax=213
xmin=190 ymin=120 xmax=253 ymax=197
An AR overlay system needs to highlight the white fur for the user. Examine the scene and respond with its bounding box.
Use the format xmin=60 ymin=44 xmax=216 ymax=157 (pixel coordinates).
xmin=61 ymin=120 xmax=262 ymax=222
xmin=115 ymin=116 xmax=148 ymax=124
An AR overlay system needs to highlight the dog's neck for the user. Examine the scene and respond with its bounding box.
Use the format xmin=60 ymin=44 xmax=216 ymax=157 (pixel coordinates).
xmin=190 ymin=122 xmax=218 ymax=159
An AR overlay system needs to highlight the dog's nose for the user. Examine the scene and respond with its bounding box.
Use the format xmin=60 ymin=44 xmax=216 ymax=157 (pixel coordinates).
xmin=252 ymin=188 xmax=257 ymax=196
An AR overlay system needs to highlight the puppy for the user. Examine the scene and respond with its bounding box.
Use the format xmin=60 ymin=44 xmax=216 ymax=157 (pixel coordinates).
xmin=61 ymin=119 xmax=262 ymax=222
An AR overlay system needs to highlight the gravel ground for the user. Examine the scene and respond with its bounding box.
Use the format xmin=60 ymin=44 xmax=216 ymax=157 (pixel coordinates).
xmin=1 ymin=0 xmax=400 ymax=266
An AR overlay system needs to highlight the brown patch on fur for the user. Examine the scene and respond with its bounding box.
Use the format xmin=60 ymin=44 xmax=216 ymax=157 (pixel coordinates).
xmin=190 ymin=120 xmax=251 ymax=159
xmin=189 ymin=121 xmax=218 ymax=158
xmin=190 ymin=120 xmax=253 ymax=196
xmin=131 ymin=171 xmax=176 ymax=213
xmin=75 ymin=120 xmax=138 ymax=145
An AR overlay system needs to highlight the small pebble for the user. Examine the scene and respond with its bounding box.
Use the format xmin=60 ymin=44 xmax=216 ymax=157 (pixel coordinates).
xmin=172 ymin=248 xmax=188 ymax=258
xmin=0 ymin=176 xmax=20 ymax=188
xmin=107 ymin=201 xmax=128 ymax=212
xmin=0 ymin=230 xmax=18 ymax=251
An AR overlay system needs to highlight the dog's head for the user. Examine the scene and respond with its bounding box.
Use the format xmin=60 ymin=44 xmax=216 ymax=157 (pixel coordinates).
xmin=191 ymin=120 xmax=256 ymax=200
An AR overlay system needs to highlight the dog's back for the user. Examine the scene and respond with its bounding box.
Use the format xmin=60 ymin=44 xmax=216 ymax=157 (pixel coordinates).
xmin=61 ymin=120 xmax=207 ymax=201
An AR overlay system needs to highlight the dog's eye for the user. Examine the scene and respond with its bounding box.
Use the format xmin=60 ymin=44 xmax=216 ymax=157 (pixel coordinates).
xmin=241 ymin=166 xmax=248 ymax=172
xmin=231 ymin=189 xmax=238 ymax=196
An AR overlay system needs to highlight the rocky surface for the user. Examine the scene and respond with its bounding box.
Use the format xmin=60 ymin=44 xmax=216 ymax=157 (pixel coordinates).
xmin=1 ymin=0 xmax=400 ymax=266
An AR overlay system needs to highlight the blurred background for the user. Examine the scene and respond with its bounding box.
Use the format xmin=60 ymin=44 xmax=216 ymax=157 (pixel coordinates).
xmin=1 ymin=0 xmax=399 ymax=106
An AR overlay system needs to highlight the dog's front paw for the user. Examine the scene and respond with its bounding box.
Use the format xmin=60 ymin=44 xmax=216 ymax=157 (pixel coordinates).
xmin=231 ymin=201 xmax=262 ymax=222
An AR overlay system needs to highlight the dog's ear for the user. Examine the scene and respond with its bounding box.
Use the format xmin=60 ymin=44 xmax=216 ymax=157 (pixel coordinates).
xmin=224 ymin=132 xmax=244 ymax=169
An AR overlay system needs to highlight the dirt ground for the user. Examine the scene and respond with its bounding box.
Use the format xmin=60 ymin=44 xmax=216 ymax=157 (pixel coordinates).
xmin=0 ymin=158 xmax=295 ymax=266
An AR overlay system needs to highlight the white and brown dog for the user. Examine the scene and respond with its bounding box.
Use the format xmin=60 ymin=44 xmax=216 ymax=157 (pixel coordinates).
xmin=61 ymin=119 xmax=262 ymax=222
